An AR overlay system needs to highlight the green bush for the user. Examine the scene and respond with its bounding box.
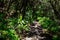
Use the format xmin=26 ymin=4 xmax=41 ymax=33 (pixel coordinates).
xmin=37 ymin=17 xmax=59 ymax=32
xmin=0 ymin=29 xmax=19 ymax=40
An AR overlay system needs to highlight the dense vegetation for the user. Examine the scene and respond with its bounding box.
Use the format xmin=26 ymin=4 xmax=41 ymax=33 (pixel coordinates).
xmin=0 ymin=0 xmax=60 ymax=40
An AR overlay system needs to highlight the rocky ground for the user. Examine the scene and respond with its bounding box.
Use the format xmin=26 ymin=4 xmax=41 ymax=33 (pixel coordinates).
xmin=21 ymin=21 xmax=53 ymax=40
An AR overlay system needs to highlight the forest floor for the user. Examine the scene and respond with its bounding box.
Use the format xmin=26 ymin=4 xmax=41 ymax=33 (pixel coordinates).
xmin=20 ymin=21 xmax=53 ymax=40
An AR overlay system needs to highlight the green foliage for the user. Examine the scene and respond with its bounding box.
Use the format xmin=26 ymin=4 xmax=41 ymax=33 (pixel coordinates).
xmin=53 ymin=35 xmax=58 ymax=40
xmin=37 ymin=17 xmax=52 ymax=28
xmin=17 ymin=15 xmax=30 ymax=32
xmin=37 ymin=17 xmax=59 ymax=32
xmin=0 ymin=0 xmax=60 ymax=40
xmin=0 ymin=29 xmax=19 ymax=40
xmin=0 ymin=13 xmax=19 ymax=40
